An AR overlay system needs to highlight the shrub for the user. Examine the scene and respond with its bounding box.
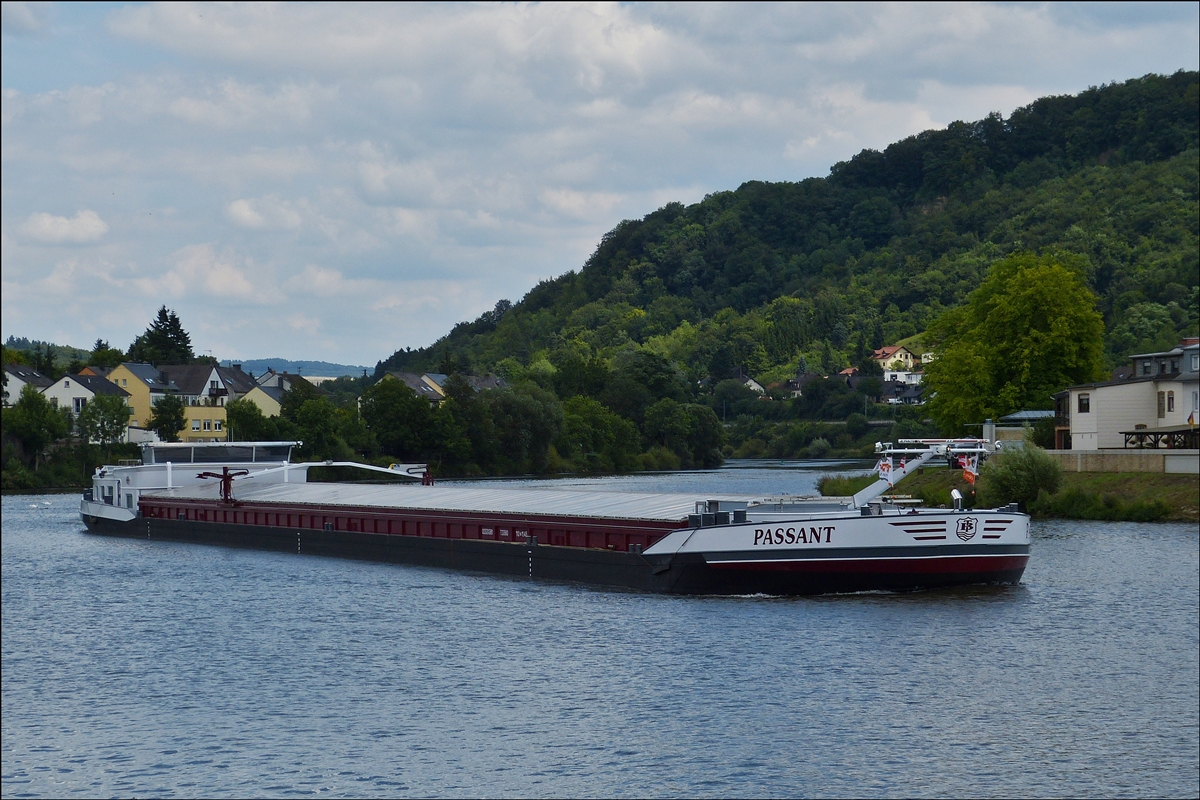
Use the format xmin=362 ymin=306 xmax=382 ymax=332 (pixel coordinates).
xmin=806 ymin=437 xmax=831 ymax=457
xmin=641 ymin=446 xmax=682 ymax=471
xmin=845 ymin=413 xmax=870 ymax=438
xmin=978 ymin=439 xmax=1061 ymax=508
xmin=818 ymin=473 xmax=877 ymax=496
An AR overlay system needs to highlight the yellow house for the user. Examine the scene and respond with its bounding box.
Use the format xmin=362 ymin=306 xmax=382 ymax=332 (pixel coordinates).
xmin=243 ymin=385 xmax=285 ymax=417
xmin=106 ymin=362 xmax=228 ymax=442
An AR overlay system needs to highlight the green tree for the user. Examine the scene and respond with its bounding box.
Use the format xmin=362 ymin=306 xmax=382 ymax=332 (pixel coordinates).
xmin=89 ymin=339 xmax=126 ymax=370
xmin=484 ymin=386 xmax=563 ymax=473
xmin=360 ymin=377 xmax=435 ymax=460
xmin=556 ymin=395 xmax=640 ymax=472
xmin=279 ymin=379 xmax=323 ymax=421
xmin=226 ymin=398 xmax=278 ymax=442
xmin=2 ymin=384 xmax=71 ymax=468
xmin=295 ymin=397 xmax=351 ymax=460
xmin=146 ymin=394 xmax=186 ymax=442
xmin=684 ymin=403 xmax=725 ymax=468
xmin=438 ymin=374 xmax=498 ymax=472
xmin=77 ymin=394 xmax=131 ymax=446
xmin=128 ymin=306 xmax=194 ymax=365
xmin=333 ymin=406 xmax=379 ymax=459
xmin=924 ymin=254 xmax=1106 ymax=433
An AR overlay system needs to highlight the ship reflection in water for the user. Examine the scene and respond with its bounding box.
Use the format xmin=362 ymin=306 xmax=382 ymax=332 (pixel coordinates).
xmin=2 ymin=470 xmax=1198 ymax=798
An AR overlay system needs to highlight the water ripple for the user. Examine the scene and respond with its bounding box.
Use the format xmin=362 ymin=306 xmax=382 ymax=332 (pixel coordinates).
xmin=3 ymin=490 xmax=1198 ymax=798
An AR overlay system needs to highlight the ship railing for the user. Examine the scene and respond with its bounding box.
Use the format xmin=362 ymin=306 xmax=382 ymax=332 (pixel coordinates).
xmin=229 ymin=460 xmax=428 ymax=483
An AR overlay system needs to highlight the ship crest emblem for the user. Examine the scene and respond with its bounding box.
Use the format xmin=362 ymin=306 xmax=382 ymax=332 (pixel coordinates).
xmin=956 ymin=517 xmax=978 ymax=541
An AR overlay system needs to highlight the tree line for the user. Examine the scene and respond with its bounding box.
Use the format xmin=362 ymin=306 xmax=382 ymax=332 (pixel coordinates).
xmin=377 ymin=72 xmax=1197 ymax=424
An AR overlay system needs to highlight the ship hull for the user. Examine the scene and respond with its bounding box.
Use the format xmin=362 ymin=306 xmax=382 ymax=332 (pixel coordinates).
xmin=82 ymin=514 xmax=1028 ymax=595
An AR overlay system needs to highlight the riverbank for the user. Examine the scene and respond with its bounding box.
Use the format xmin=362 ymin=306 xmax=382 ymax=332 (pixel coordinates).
xmin=817 ymin=466 xmax=1198 ymax=522
xmin=892 ymin=466 xmax=1198 ymax=522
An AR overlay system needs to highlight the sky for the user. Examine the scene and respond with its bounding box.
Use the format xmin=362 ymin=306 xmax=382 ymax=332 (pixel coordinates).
xmin=2 ymin=2 xmax=1198 ymax=367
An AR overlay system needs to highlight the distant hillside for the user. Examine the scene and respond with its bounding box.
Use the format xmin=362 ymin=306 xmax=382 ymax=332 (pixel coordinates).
xmin=4 ymin=336 xmax=90 ymax=365
xmin=378 ymin=71 xmax=1198 ymax=383
xmin=220 ymin=359 xmax=370 ymax=378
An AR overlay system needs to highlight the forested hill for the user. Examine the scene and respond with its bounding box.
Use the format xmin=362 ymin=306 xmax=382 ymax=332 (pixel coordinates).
xmin=378 ymin=71 xmax=1199 ymax=384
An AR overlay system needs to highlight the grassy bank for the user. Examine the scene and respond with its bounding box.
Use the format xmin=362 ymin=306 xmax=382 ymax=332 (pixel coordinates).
xmin=887 ymin=466 xmax=1198 ymax=522
xmin=816 ymin=473 xmax=878 ymax=496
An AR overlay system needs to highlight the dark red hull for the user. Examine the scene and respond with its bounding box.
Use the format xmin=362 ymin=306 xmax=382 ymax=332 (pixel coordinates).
xmin=84 ymin=504 xmax=1029 ymax=595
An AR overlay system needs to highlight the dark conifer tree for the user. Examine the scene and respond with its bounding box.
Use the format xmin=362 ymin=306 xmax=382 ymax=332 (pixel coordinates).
xmin=128 ymin=306 xmax=194 ymax=366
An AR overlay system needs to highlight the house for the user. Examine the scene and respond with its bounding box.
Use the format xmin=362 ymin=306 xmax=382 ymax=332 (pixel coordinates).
xmin=382 ymin=371 xmax=508 ymax=404
xmin=883 ymin=369 xmax=923 ymax=386
xmin=157 ymin=365 xmax=229 ymax=440
xmin=217 ymin=364 xmax=258 ymax=400
xmin=43 ymin=373 xmax=129 ymax=418
xmin=78 ymin=365 xmax=112 ymax=379
xmin=385 ymin=372 xmax=445 ymax=403
xmin=1054 ymin=338 xmax=1200 ymax=450
xmin=243 ymin=385 xmax=286 ymax=417
xmin=105 ymin=362 xmax=251 ymax=443
xmin=244 ymin=369 xmax=327 ymax=417
xmin=880 ymin=379 xmax=925 ymax=405
xmin=739 ymin=376 xmax=765 ymax=395
xmin=41 ymin=374 xmax=130 ymax=434
xmin=256 ymin=369 xmax=320 ymax=395
xmin=871 ymin=345 xmax=918 ymax=371
xmin=785 ymin=372 xmax=823 ymax=398
xmin=3 ymin=364 xmax=53 ymax=406
xmin=105 ymin=363 xmax=168 ymax=437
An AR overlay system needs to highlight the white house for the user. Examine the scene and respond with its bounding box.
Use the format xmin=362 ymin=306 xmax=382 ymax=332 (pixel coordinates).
xmin=1057 ymin=338 xmax=1199 ymax=450
xmin=883 ymin=370 xmax=923 ymax=386
xmin=42 ymin=373 xmax=131 ymax=429
xmin=3 ymin=364 xmax=53 ymax=406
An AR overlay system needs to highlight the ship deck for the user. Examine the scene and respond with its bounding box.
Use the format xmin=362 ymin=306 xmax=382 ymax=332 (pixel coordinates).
xmin=147 ymin=482 xmax=764 ymax=523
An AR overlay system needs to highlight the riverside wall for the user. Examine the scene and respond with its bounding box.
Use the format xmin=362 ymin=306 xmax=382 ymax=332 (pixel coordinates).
xmin=1045 ymin=450 xmax=1200 ymax=474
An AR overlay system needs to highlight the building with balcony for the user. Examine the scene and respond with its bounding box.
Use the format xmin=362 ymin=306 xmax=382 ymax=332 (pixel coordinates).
xmin=1054 ymin=338 xmax=1199 ymax=450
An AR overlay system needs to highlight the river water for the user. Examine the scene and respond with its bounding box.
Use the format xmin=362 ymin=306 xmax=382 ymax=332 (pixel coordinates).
xmin=3 ymin=461 xmax=1197 ymax=798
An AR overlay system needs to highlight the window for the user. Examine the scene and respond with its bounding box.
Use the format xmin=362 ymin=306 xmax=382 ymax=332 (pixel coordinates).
xmin=1157 ymin=392 xmax=1166 ymax=419
xmin=203 ymin=419 xmax=212 ymax=431
xmin=1142 ymin=360 xmax=1152 ymax=376
xmin=1167 ymin=392 xmax=1175 ymax=413
xmin=121 ymin=378 xmax=127 ymax=387
xmin=1170 ymin=360 xmax=1179 ymax=373
xmin=191 ymin=419 xmax=201 ymax=431
xmin=214 ymin=420 xmax=223 ymax=431
xmin=73 ymin=397 xmax=87 ymax=414
xmin=1192 ymin=354 xmax=1199 ymax=372
xmin=210 ymin=380 xmax=219 ymax=390
xmin=1077 ymin=393 xmax=1090 ymax=413
xmin=64 ymin=379 xmax=70 ymax=387
xmin=1193 ymin=391 xmax=1199 ymax=412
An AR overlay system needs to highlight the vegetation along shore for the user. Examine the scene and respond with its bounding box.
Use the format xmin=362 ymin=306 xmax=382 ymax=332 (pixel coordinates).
xmin=819 ymin=457 xmax=1199 ymax=523
xmin=4 ymin=72 xmax=1198 ymax=508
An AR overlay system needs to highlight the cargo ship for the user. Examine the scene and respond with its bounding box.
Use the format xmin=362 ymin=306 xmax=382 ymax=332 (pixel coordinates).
xmin=81 ymin=440 xmax=1030 ymax=595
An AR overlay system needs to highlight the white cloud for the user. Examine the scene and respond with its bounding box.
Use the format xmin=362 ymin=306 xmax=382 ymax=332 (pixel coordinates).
xmin=1 ymin=2 xmax=49 ymax=35
xmin=226 ymin=196 xmax=303 ymax=230
xmin=21 ymin=210 xmax=109 ymax=244
xmin=168 ymin=80 xmax=333 ymax=130
xmin=226 ymin=199 xmax=265 ymax=228
xmin=540 ymin=188 xmax=625 ymax=221
xmin=284 ymin=264 xmax=369 ymax=296
xmin=131 ymin=244 xmax=258 ymax=300
xmin=1 ymin=3 xmax=1196 ymax=363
